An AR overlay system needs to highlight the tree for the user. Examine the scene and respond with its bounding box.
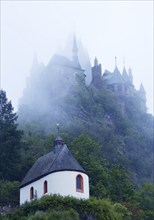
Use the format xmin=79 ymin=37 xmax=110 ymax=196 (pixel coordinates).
xmin=108 ymin=165 xmax=135 ymax=202
xmin=135 ymin=183 xmax=154 ymax=212
xmin=0 ymin=180 xmax=20 ymax=206
xmin=0 ymin=90 xmax=22 ymax=180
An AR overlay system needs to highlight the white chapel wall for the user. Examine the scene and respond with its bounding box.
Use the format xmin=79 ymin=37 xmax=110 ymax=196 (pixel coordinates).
xmin=20 ymin=171 xmax=89 ymax=205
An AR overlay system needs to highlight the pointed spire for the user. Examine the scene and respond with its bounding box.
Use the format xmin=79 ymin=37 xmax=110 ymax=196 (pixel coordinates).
xmin=122 ymin=58 xmax=129 ymax=82
xmin=128 ymin=67 xmax=133 ymax=83
xmin=113 ymin=56 xmax=120 ymax=74
xmin=112 ymin=57 xmax=124 ymax=84
xmin=72 ymin=34 xmax=81 ymax=68
xmin=122 ymin=67 xmax=129 ymax=83
xmin=138 ymin=83 xmax=146 ymax=103
xmin=72 ymin=34 xmax=78 ymax=54
xmin=139 ymin=83 xmax=146 ymax=94
xmin=94 ymin=57 xmax=98 ymax=66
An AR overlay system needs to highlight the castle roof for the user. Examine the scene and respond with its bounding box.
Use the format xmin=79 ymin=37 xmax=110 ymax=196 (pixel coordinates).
xmin=139 ymin=83 xmax=146 ymax=94
xmin=103 ymin=69 xmax=112 ymax=76
xmin=107 ymin=67 xmax=125 ymax=85
xmin=20 ymin=141 xmax=86 ymax=188
xmin=122 ymin=67 xmax=130 ymax=83
xmin=49 ymin=54 xmax=84 ymax=71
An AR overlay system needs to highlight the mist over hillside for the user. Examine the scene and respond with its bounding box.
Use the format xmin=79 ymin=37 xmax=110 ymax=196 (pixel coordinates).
xmin=17 ymin=37 xmax=153 ymax=186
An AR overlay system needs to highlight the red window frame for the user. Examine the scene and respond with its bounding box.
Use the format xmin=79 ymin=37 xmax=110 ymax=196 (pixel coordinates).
xmin=30 ymin=187 xmax=34 ymax=200
xmin=44 ymin=180 xmax=48 ymax=194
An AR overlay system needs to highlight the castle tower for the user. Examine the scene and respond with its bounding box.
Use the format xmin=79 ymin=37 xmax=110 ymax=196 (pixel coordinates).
xmin=112 ymin=57 xmax=125 ymax=94
xmin=90 ymin=57 xmax=103 ymax=89
xmin=72 ymin=35 xmax=81 ymax=68
xmin=122 ymin=61 xmax=131 ymax=96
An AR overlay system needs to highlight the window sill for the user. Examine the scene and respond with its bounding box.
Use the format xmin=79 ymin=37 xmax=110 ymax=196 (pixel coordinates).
xmin=76 ymin=189 xmax=84 ymax=193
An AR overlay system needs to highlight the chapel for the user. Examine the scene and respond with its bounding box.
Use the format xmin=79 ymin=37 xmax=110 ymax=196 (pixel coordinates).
xmin=20 ymin=134 xmax=89 ymax=205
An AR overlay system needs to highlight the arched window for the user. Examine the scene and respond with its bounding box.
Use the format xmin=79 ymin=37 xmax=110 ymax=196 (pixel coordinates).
xmin=44 ymin=180 xmax=48 ymax=194
xmin=76 ymin=174 xmax=84 ymax=192
xmin=30 ymin=187 xmax=34 ymax=200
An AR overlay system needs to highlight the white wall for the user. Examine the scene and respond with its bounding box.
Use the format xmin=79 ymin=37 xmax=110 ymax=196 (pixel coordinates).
xmin=20 ymin=171 xmax=89 ymax=205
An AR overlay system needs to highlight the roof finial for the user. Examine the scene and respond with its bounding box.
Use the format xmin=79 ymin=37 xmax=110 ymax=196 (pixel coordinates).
xmin=115 ymin=56 xmax=117 ymax=67
xmin=56 ymin=123 xmax=60 ymax=136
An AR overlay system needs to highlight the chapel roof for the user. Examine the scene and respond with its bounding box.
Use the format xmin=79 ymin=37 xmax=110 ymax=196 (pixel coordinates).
xmin=20 ymin=139 xmax=86 ymax=188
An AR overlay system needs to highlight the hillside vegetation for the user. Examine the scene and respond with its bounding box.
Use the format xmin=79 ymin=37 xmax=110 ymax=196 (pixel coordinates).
xmin=0 ymin=80 xmax=153 ymax=219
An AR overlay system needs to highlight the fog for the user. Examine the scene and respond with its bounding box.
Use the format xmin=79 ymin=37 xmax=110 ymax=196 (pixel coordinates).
xmin=1 ymin=1 xmax=153 ymax=114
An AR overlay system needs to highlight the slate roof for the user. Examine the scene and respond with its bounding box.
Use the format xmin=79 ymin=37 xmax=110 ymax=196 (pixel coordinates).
xmin=49 ymin=54 xmax=83 ymax=71
xmin=20 ymin=142 xmax=86 ymax=188
xmin=103 ymin=69 xmax=112 ymax=79
xmin=51 ymin=54 xmax=74 ymax=67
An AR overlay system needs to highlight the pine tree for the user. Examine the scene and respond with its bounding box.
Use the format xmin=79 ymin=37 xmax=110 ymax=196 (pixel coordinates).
xmin=0 ymin=90 xmax=22 ymax=180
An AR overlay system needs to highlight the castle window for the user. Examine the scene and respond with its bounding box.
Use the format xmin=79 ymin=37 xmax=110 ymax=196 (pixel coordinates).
xmin=30 ymin=187 xmax=34 ymax=200
xmin=44 ymin=180 xmax=48 ymax=194
xmin=76 ymin=174 xmax=83 ymax=192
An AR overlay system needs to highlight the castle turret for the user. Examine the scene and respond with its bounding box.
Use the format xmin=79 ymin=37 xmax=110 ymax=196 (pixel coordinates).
xmin=111 ymin=57 xmax=125 ymax=93
xmin=91 ymin=57 xmax=102 ymax=89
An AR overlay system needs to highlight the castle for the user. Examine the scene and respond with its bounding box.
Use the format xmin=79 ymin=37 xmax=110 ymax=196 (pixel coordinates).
xmin=20 ymin=35 xmax=147 ymax=117
xmin=49 ymin=35 xmax=147 ymax=114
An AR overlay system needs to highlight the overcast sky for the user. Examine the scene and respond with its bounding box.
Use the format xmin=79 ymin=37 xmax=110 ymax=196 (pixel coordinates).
xmin=1 ymin=0 xmax=153 ymax=114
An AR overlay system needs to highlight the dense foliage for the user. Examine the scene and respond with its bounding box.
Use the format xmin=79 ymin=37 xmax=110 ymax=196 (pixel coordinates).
xmin=0 ymin=194 xmax=132 ymax=220
xmin=0 ymin=181 xmax=19 ymax=206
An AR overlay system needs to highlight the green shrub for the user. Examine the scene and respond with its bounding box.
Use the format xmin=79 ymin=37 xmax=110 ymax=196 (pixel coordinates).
xmin=1 ymin=194 xmax=129 ymax=220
